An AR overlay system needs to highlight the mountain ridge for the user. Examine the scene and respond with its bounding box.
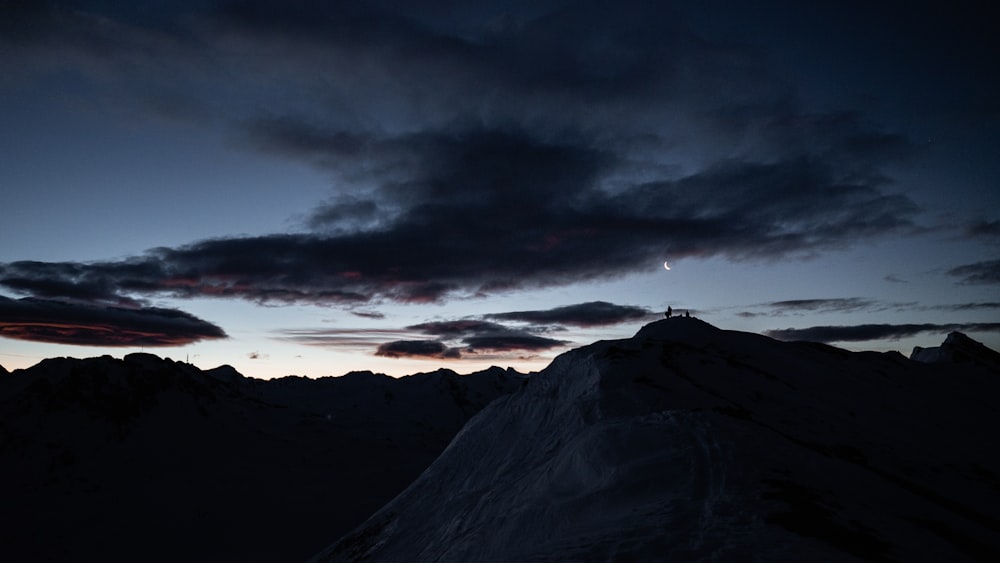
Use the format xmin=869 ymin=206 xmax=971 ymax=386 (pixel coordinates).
xmin=314 ymin=317 xmax=1000 ymax=562
xmin=3 ymin=320 xmax=998 ymax=561
xmin=0 ymin=352 xmax=526 ymax=562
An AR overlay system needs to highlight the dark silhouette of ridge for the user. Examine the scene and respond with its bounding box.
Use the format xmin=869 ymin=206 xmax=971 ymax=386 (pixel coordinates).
xmin=5 ymin=321 xmax=999 ymax=562
xmin=0 ymin=354 xmax=525 ymax=563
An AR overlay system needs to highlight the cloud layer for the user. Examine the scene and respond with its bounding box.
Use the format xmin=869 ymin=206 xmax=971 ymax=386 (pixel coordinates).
xmin=947 ymin=259 xmax=1000 ymax=286
xmin=486 ymin=301 xmax=653 ymax=327
xmin=284 ymin=301 xmax=657 ymax=361
xmin=0 ymin=1 xmax=921 ymax=316
xmin=375 ymin=318 xmax=568 ymax=360
xmin=766 ymin=323 xmax=1000 ymax=344
xmin=0 ymin=296 xmax=226 ymax=347
xmin=0 ymin=139 xmax=919 ymax=309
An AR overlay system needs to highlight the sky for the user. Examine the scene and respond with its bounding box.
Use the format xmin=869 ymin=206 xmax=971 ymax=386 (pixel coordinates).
xmin=1 ymin=0 xmax=998 ymax=379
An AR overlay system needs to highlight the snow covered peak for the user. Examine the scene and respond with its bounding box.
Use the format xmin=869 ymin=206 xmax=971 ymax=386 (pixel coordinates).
xmin=314 ymin=319 xmax=1000 ymax=562
xmin=911 ymin=331 xmax=1000 ymax=372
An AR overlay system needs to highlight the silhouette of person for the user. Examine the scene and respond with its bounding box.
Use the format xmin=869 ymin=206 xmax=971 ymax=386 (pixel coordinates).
xmin=666 ymin=306 xmax=672 ymax=318
xmin=685 ymin=310 xmax=690 ymax=318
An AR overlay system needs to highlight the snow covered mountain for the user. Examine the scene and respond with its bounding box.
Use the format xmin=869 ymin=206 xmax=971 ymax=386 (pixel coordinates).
xmin=314 ymin=317 xmax=1000 ymax=562
xmin=0 ymin=354 xmax=524 ymax=562
xmin=911 ymin=330 xmax=1000 ymax=371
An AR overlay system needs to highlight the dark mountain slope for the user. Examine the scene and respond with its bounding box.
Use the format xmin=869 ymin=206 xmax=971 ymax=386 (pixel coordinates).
xmin=316 ymin=318 xmax=1000 ymax=562
xmin=0 ymin=354 xmax=524 ymax=562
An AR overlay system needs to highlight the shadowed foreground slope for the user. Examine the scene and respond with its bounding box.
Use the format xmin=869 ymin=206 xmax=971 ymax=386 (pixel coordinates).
xmin=315 ymin=317 xmax=1000 ymax=562
xmin=0 ymin=354 xmax=524 ymax=562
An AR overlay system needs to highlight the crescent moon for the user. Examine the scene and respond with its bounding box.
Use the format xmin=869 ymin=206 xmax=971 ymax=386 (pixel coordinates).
xmin=663 ymin=261 xmax=671 ymax=270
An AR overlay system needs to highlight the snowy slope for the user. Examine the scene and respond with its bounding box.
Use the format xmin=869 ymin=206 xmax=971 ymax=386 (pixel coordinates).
xmin=314 ymin=317 xmax=1000 ymax=562
xmin=0 ymin=354 xmax=525 ymax=563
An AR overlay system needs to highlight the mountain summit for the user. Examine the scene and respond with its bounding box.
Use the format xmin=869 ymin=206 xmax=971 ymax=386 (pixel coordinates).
xmin=912 ymin=330 xmax=1000 ymax=371
xmin=315 ymin=318 xmax=1000 ymax=562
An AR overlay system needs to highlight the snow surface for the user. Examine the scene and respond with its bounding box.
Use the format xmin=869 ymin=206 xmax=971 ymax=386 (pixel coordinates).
xmin=0 ymin=355 xmax=525 ymax=562
xmin=313 ymin=317 xmax=1000 ymax=562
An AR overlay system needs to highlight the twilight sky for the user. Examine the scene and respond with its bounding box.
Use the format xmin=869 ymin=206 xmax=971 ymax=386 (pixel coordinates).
xmin=1 ymin=0 xmax=998 ymax=378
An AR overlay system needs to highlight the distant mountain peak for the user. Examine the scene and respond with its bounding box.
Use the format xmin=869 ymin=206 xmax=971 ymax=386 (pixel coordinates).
xmin=203 ymin=364 xmax=246 ymax=383
xmin=911 ymin=331 xmax=1000 ymax=372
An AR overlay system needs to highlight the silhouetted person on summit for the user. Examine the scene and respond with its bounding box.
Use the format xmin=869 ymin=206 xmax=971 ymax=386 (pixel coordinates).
xmin=685 ymin=310 xmax=690 ymax=318
xmin=666 ymin=306 xmax=672 ymax=318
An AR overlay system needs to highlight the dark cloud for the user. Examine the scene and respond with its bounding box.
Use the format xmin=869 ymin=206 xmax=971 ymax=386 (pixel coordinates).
xmin=279 ymin=319 xmax=566 ymax=359
xmin=883 ymin=274 xmax=907 ymax=284
xmin=407 ymin=318 xmax=568 ymax=356
xmin=308 ymin=198 xmax=382 ymax=233
xmin=1 ymin=1 xmax=744 ymax=130
xmin=745 ymin=299 xmax=1000 ymax=320
xmin=0 ymin=261 xmax=146 ymax=307
xmin=408 ymin=320 xmax=514 ymax=337
xmin=764 ymin=298 xmax=876 ymax=314
xmin=928 ymin=302 xmax=1000 ymax=312
xmin=966 ymin=219 xmax=1000 ymax=241
xmin=766 ymin=323 xmax=1000 ymax=343
xmin=0 ymin=1 xmax=924 ymax=313
xmin=464 ymin=334 xmax=566 ymax=353
xmin=487 ymin=301 xmax=651 ymax=327
xmin=375 ymin=340 xmax=460 ymax=359
xmin=350 ymin=310 xmax=386 ymax=320
xmin=738 ymin=297 xmax=907 ymax=318
xmin=0 ymin=137 xmax=920 ymax=307
xmin=282 ymin=312 xmax=571 ymax=360
xmin=946 ymin=259 xmax=1000 ymax=285
xmin=747 ymin=299 xmax=1000 ymax=319
xmin=0 ymin=296 xmax=226 ymax=347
